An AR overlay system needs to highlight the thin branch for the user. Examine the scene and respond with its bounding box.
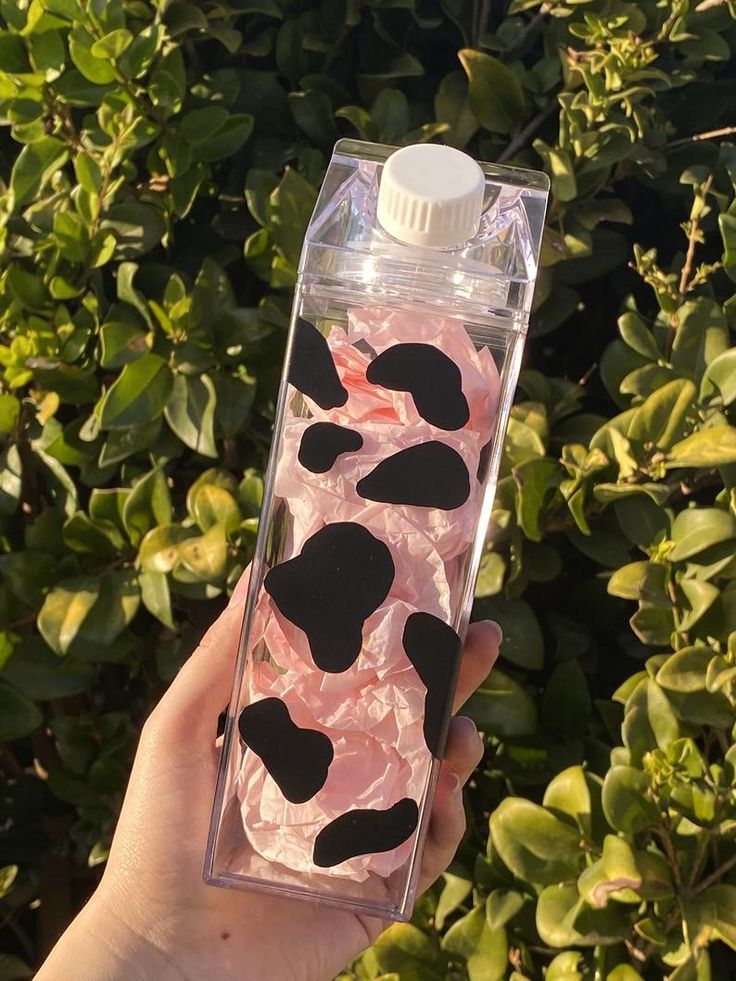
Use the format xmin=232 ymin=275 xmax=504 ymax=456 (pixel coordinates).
xmin=694 ymin=852 xmax=736 ymax=894
xmin=666 ymin=124 xmax=736 ymax=151
xmin=506 ymin=1 xmax=552 ymax=54
xmin=678 ymin=174 xmax=713 ymax=303
xmin=497 ymin=98 xmax=559 ymax=164
xmin=656 ymin=824 xmax=683 ymax=890
xmin=688 ymin=835 xmax=711 ymax=890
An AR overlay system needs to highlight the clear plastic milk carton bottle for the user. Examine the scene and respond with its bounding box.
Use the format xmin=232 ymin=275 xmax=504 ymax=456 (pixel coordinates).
xmin=204 ymin=139 xmax=549 ymax=921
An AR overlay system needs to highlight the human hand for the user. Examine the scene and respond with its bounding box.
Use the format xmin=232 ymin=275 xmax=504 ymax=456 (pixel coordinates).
xmin=37 ymin=572 xmax=500 ymax=981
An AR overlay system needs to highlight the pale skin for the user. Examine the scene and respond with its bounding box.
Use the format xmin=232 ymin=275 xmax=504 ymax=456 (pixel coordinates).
xmin=37 ymin=571 xmax=500 ymax=981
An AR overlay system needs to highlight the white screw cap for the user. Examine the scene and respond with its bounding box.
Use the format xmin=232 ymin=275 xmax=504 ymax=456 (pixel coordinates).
xmin=377 ymin=143 xmax=485 ymax=249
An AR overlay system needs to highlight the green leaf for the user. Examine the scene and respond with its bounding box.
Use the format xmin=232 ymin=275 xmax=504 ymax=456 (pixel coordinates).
xmin=721 ymin=212 xmax=736 ymax=282
xmin=0 ymin=394 xmax=20 ymax=434
xmin=164 ymin=373 xmax=217 ymax=458
xmin=666 ymin=426 xmax=736 ymax=469
xmin=668 ymin=950 xmax=711 ymax=981
xmin=195 ymin=114 xmax=254 ymax=162
xmin=465 ymin=667 xmax=538 ymax=737
xmin=629 ymin=379 xmax=696 ymax=450
xmin=543 ymin=766 xmax=604 ymax=840
xmin=268 ymin=167 xmax=317 ymax=271
xmin=118 ymin=23 xmax=163 ymax=79
xmin=0 ymin=865 xmax=17 ymax=900
xmin=99 ymin=354 xmax=173 ymax=430
xmin=102 ymin=202 xmax=166 ymax=260
xmin=123 ymin=467 xmax=172 ymax=547
xmin=289 ymin=90 xmax=338 ymax=146
xmin=62 ymin=511 xmax=124 ymax=557
xmin=186 ymin=468 xmax=239 ymax=512
xmin=541 ymin=659 xmax=591 ymax=737
xmin=190 ymin=483 xmax=241 ymax=536
xmin=474 ymin=598 xmax=543 ymax=669
xmin=608 ymin=561 xmax=650 ymax=600
xmin=372 ymin=89 xmax=410 ymax=144
xmin=441 ymin=905 xmax=507 ymax=981
xmin=139 ymin=569 xmax=174 ymax=630
xmin=89 ymin=487 xmax=130 ymax=532
xmin=178 ymin=524 xmax=228 ymax=582
xmin=90 ymin=28 xmax=133 ymax=59
xmin=602 ymin=766 xmax=658 ymax=834
xmin=618 ymin=311 xmax=660 ymax=360
xmin=38 ymin=571 xmax=140 ymax=654
xmin=10 ymin=136 xmax=69 ymax=208
xmin=669 ymin=507 xmax=736 ymax=562
xmin=578 ymin=835 xmax=642 ymax=908
xmin=2 ymin=637 xmax=94 ymax=700
xmin=434 ymin=866 xmax=473 ymax=931
xmin=630 ymin=604 xmax=675 ymax=647
xmin=704 ymin=884 xmax=736 ymax=950
xmin=238 ymin=469 xmax=263 ymax=517
xmin=700 ymin=348 xmax=736 ymax=405
xmin=536 ymin=883 xmax=631 ymax=947
xmin=475 ymin=551 xmax=505 ymax=598
xmin=0 ymin=684 xmax=43 ymax=741
xmin=546 ymin=146 xmax=577 ymax=203
xmin=656 ymin=646 xmax=713 ymax=693
xmin=138 ymin=524 xmax=196 ymax=573
xmin=546 ymin=952 xmax=586 ymax=981
xmin=434 ymin=70 xmax=478 ymax=148
xmin=69 ymin=26 xmax=118 ymax=83
xmin=671 ymin=299 xmax=729 ymax=378
xmin=458 ymin=49 xmax=526 ymax=134
xmin=567 ymin=526 xmax=632 ymax=569
xmin=614 ymin=494 xmax=670 ymax=548
xmin=0 ymin=549 xmax=58 ymax=607
xmin=678 ymin=580 xmax=720 ymax=632
xmin=100 ymin=320 xmax=150 ymax=369
xmin=485 ymin=889 xmax=528 ymax=931
xmin=513 ymin=457 xmax=561 ymax=541
xmin=490 ymin=798 xmax=582 ymax=885
xmin=0 ymin=445 xmax=23 ymax=516
xmin=372 ymin=923 xmax=445 ymax=981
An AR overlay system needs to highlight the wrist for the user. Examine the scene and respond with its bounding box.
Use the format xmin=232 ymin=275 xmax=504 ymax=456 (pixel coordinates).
xmin=37 ymin=889 xmax=175 ymax=981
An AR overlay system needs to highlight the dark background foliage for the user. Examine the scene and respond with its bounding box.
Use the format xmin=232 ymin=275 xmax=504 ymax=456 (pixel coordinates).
xmin=1 ymin=1 xmax=736 ymax=978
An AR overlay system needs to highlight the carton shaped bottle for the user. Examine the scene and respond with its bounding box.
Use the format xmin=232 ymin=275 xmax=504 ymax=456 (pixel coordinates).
xmin=204 ymin=140 xmax=549 ymax=921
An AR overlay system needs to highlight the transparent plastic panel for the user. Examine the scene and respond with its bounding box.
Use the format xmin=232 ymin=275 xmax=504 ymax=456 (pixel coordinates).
xmin=205 ymin=296 xmax=522 ymax=920
xmin=302 ymin=139 xmax=549 ymax=318
xmin=205 ymin=139 xmax=548 ymax=921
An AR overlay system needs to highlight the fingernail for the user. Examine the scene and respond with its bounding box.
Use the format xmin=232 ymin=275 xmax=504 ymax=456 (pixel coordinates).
xmin=444 ymin=770 xmax=460 ymax=794
xmin=456 ymin=714 xmax=485 ymax=757
xmin=481 ymin=619 xmax=503 ymax=646
xmin=454 ymin=715 xmax=479 ymax=742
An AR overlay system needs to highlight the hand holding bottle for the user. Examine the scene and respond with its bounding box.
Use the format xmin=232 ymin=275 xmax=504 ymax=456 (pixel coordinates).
xmin=36 ymin=571 xmax=500 ymax=981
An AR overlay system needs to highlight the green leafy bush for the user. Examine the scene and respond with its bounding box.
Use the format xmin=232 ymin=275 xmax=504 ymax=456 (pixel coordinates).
xmin=0 ymin=0 xmax=735 ymax=976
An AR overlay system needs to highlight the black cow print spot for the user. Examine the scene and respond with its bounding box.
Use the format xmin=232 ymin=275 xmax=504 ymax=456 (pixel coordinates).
xmin=238 ymin=698 xmax=333 ymax=804
xmin=313 ymin=798 xmax=419 ymax=867
xmin=356 ymin=441 xmax=470 ymax=510
xmin=298 ymin=422 xmax=363 ymax=474
xmin=477 ymin=438 xmax=492 ymax=481
xmin=402 ymin=612 xmax=462 ymax=758
xmin=264 ymin=522 xmax=395 ymax=673
xmin=288 ymin=318 xmax=348 ymax=410
xmin=366 ymin=343 xmax=469 ymax=431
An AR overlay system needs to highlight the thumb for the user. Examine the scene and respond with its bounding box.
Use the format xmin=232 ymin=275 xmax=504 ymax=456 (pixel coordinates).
xmin=144 ymin=567 xmax=251 ymax=761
